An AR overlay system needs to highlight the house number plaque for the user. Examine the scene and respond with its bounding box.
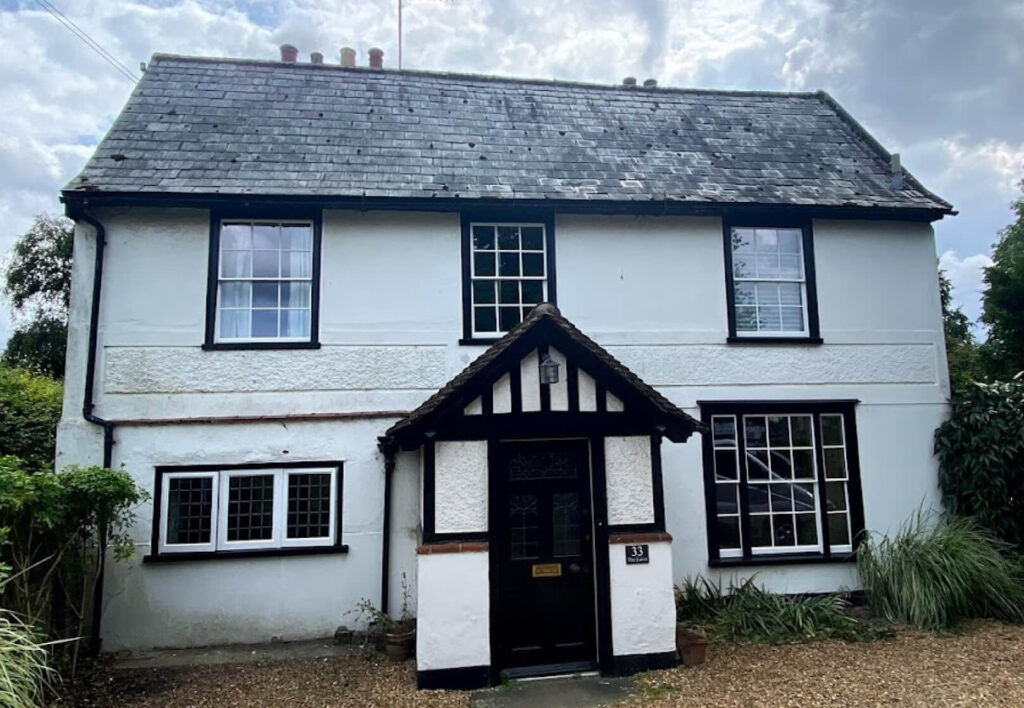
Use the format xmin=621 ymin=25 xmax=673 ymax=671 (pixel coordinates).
xmin=532 ymin=563 xmax=562 ymax=578
xmin=625 ymin=544 xmax=649 ymax=565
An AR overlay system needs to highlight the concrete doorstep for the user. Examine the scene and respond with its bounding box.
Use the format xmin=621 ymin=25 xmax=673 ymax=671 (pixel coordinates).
xmin=470 ymin=674 xmax=637 ymax=708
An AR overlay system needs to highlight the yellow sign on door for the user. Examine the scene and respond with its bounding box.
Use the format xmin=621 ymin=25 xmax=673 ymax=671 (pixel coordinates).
xmin=532 ymin=563 xmax=562 ymax=578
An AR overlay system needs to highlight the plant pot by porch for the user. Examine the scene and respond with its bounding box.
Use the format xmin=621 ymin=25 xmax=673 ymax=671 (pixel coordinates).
xmin=676 ymin=627 xmax=708 ymax=667
xmin=384 ymin=622 xmax=416 ymax=661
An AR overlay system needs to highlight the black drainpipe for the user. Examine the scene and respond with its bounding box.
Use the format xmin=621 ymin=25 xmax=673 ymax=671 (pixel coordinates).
xmin=76 ymin=207 xmax=116 ymax=654
xmin=378 ymin=438 xmax=396 ymax=615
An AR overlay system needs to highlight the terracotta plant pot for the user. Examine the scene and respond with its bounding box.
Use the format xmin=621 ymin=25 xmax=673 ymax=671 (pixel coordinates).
xmin=676 ymin=627 xmax=709 ymax=667
xmin=384 ymin=623 xmax=416 ymax=661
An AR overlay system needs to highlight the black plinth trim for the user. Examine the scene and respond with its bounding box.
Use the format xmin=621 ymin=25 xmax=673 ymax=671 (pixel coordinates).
xmin=608 ymin=651 xmax=678 ymax=677
xmin=417 ymin=665 xmax=493 ymax=690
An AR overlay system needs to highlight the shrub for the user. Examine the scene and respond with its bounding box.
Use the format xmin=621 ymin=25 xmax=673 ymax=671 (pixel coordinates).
xmin=0 ymin=365 xmax=63 ymax=472
xmin=934 ymin=379 xmax=1024 ymax=553
xmin=0 ymin=566 xmax=56 ymax=708
xmin=857 ymin=513 xmax=1024 ymax=630
xmin=676 ymin=576 xmax=882 ymax=643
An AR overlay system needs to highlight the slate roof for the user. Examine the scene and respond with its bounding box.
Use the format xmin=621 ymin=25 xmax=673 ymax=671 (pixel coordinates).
xmin=381 ymin=303 xmax=703 ymax=449
xmin=65 ymin=54 xmax=951 ymax=214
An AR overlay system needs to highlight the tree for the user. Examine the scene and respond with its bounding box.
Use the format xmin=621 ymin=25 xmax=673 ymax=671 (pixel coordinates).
xmin=2 ymin=215 xmax=73 ymax=378
xmin=938 ymin=268 xmax=981 ymax=391
xmin=981 ymin=183 xmax=1024 ymax=380
xmin=0 ymin=364 xmax=63 ymax=472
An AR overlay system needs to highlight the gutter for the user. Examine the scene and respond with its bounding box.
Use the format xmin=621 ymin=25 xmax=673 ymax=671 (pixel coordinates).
xmin=73 ymin=207 xmax=115 ymax=655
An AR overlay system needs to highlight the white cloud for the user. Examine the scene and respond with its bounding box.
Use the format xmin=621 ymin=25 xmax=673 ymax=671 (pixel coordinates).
xmin=939 ymin=250 xmax=993 ymax=325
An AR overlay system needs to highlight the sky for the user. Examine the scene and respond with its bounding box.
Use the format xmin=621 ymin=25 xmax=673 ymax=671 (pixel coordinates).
xmin=0 ymin=0 xmax=1021 ymax=344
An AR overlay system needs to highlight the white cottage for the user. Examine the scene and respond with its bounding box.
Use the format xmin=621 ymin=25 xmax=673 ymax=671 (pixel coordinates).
xmin=57 ymin=48 xmax=954 ymax=689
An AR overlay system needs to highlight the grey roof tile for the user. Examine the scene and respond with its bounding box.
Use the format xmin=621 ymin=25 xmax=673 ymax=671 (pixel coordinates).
xmin=65 ymin=55 xmax=951 ymax=212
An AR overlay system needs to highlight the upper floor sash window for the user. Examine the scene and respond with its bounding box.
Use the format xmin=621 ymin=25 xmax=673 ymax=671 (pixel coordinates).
xmin=724 ymin=222 xmax=821 ymax=343
xmin=462 ymin=215 xmax=557 ymax=342
xmin=205 ymin=215 xmax=322 ymax=350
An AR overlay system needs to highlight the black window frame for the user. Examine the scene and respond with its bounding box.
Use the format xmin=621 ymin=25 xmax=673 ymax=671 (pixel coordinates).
xmin=723 ymin=216 xmax=822 ymax=344
xmin=203 ymin=208 xmax=323 ymax=351
xmin=460 ymin=210 xmax=557 ymax=345
xmin=698 ymin=400 xmax=865 ymax=567
xmin=146 ymin=460 xmax=347 ymax=562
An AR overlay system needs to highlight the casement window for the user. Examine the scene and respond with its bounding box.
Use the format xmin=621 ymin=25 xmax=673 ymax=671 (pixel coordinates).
xmin=204 ymin=216 xmax=322 ymax=350
xmin=155 ymin=465 xmax=342 ymax=557
xmin=724 ymin=223 xmax=820 ymax=343
xmin=461 ymin=215 xmax=556 ymax=342
xmin=699 ymin=401 xmax=864 ymax=565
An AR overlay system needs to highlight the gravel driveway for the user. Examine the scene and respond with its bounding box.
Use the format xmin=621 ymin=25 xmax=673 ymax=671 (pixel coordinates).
xmin=67 ymin=621 xmax=1024 ymax=707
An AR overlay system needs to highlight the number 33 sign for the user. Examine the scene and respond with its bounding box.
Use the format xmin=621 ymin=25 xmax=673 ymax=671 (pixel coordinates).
xmin=625 ymin=544 xmax=649 ymax=564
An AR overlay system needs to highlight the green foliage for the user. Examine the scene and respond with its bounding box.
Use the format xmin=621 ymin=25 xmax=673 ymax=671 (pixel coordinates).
xmin=0 ymin=566 xmax=56 ymax=708
xmin=3 ymin=316 xmax=68 ymax=380
xmin=981 ymin=183 xmax=1024 ymax=380
xmin=0 ymin=458 xmax=147 ymax=673
xmin=0 ymin=365 xmax=63 ymax=472
xmin=2 ymin=214 xmax=74 ymax=379
xmin=934 ymin=379 xmax=1024 ymax=552
xmin=675 ymin=576 xmax=882 ymax=643
xmin=857 ymin=513 xmax=1024 ymax=631
xmin=938 ymin=267 xmax=982 ymax=391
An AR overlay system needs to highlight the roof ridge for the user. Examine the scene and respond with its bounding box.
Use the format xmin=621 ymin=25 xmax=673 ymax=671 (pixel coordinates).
xmin=147 ymin=53 xmax=823 ymax=100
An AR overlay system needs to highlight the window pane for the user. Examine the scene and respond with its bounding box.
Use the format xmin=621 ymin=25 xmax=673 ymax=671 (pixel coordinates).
xmin=712 ymin=417 xmax=736 ymax=447
xmin=778 ymin=229 xmax=802 ymax=253
xmin=714 ymin=450 xmax=738 ymax=481
xmin=221 ymin=223 xmax=251 ymax=250
xmin=509 ymin=494 xmax=539 ymax=560
xmin=221 ymin=251 xmax=252 ymax=278
xmin=826 ymin=482 xmax=847 ymax=511
xmin=474 ymin=252 xmax=496 ymax=276
xmin=731 ymin=228 xmax=755 ymax=253
xmin=499 ymin=306 xmax=521 ymax=331
xmin=734 ymin=305 xmax=757 ymax=331
xmin=770 ymin=484 xmax=792 ymax=511
xmin=746 ymin=450 xmax=770 ymax=480
xmin=768 ymin=416 xmax=790 ymax=447
xmin=281 ymin=250 xmax=312 ymax=278
xmin=473 ymin=279 xmax=496 ymax=304
xmin=252 ymin=309 xmax=278 ymax=338
xmin=497 ymin=226 xmax=519 ymax=250
xmin=716 ymin=484 xmax=738 ymax=514
xmin=793 ymin=482 xmax=816 ymax=511
xmin=718 ymin=516 xmax=741 ymax=549
xmin=748 ymin=485 xmax=769 ymax=513
xmin=824 ymin=448 xmax=847 ymax=479
xmin=734 ymin=283 xmax=756 ymax=305
xmin=499 ymin=280 xmax=519 ymax=304
xmin=821 ymin=415 xmax=845 ymax=446
xmin=521 ymin=280 xmax=543 ymax=304
xmin=780 ymin=307 xmax=804 ymax=331
xmin=219 ymin=309 xmax=250 ymax=339
xmin=475 ymin=306 xmax=497 ymax=333
xmin=253 ymin=282 xmax=278 ymax=308
xmin=522 ymin=252 xmax=545 ymax=277
xmin=829 ymin=513 xmax=851 ymax=546
xmin=755 ymin=228 xmax=778 ymax=250
xmin=280 ymin=282 xmax=311 ymax=308
xmin=792 ymin=449 xmax=816 ymax=478
xmin=779 ymin=255 xmax=803 ymax=279
xmin=791 ymin=416 xmax=813 ymax=447
xmin=732 ymin=255 xmax=756 ymax=278
xmin=749 ymin=515 xmax=771 ymax=546
xmin=253 ymin=250 xmax=280 ymax=278
xmin=280 ymin=309 xmax=310 ymax=338
xmin=756 ymin=254 xmax=781 ymax=279
xmin=253 ymin=224 xmax=280 ymax=250
xmin=778 ymin=283 xmax=803 ymax=306
xmin=769 ymin=450 xmax=792 ymax=479
xmin=757 ymin=306 xmax=782 ymax=331
xmin=745 ymin=417 xmax=767 ymax=447
xmin=287 ymin=473 xmax=332 ymax=539
xmin=499 ymin=252 xmax=520 ymax=276
xmin=167 ymin=477 xmax=213 ymax=544
xmin=226 ymin=475 xmax=275 ymax=542
xmin=796 ymin=513 xmax=818 ymax=545
xmin=552 ymin=492 xmax=581 ymax=557
xmin=281 ymin=225 xmax=312 ymax=251
xmin=773 ymin=515 xmax=795 ymax=546
xmin=220 ymin=282 xmax=250 ymax=308
xmin=755 ymin=282 xmax=779 ymax=307
xmin=521 ymin=226 xmax=544 ymax=250
xmin=472 ymin=225 xmax=495 ymax=250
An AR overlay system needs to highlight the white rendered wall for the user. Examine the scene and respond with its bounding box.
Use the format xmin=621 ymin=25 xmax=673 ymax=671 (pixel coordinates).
xmin=608 ymin=541 xmax=676 ymax=655
xmin=417 ymin=551 xmax=490 ymax=671
xmin=434 ymin=441 xmax=488 ymax=534
xmin=604 ymin=437 xmax=655 ymax=526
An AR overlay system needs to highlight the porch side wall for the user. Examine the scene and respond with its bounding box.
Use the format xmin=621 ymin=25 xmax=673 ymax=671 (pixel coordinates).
xmin=608 ymin=541 xmax=676 ymax=656
xmin=416 ymin=551 xmax=490 ymax=673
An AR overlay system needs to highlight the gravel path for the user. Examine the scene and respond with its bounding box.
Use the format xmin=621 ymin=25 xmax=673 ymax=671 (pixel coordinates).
xmin=67 ymin=621 xmax=1024 ymax=707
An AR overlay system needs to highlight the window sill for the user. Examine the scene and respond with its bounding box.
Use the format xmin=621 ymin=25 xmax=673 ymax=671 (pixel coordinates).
xmin=726 ymin=336 xmax=823 ymax=345
xmin=459 ymin=337 xmax=502 ymax=346
xmin=202 ymin=341 xmax=322 ymax=351
xmin=709 ymin=551 xmax=854 ymax=568
xmin=144 ymin=544 xmax=348 ymax=563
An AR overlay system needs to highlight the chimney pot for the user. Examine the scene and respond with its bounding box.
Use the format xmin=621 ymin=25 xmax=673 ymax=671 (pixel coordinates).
xmin=340 ymin=47 xmax=356 ymax=68
xmin=643 ymin=78 xmax=658 ymax=88
xmin=622 ymin=76 xmax=637 ymax=87
xmin=280 ymin=44 xmax=298 ymax=63
xmin=311 ymin=52 xmax=324 ymax=65
xmin=369 ymin=47 xmax=384 ymax=69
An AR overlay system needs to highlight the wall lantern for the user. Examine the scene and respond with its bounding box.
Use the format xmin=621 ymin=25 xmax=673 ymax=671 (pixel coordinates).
xmin=539 ymin=354 xmax=560 ymax=385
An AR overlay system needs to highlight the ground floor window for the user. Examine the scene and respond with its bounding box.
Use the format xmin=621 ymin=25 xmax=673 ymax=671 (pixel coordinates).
xmin=155 ymin=464 xmax=341 ymax=555
xmin=699 ymin=400 xmax=864 ymax=564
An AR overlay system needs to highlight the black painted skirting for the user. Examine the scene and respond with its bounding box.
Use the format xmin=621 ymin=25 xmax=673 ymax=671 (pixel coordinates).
xmin=608 ymin=650 xmax=678 ymax=677
xmin=417 ymin=665 xmax=492 ymax=690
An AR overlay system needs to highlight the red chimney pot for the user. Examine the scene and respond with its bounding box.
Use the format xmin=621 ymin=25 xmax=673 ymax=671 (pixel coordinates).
xmin=369 ymin=47 xmax=384 ymax=69
xmin=280 ymin=44 xmax=298 ymax=63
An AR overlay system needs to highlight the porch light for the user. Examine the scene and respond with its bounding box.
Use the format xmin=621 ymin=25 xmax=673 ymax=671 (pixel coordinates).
xmin=539 ymin=354 xmax=560 ymax=385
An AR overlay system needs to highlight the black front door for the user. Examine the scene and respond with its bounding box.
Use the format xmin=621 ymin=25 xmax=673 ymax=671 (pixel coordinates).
xmin=493 ymin=439 xmax=596 ymax=671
